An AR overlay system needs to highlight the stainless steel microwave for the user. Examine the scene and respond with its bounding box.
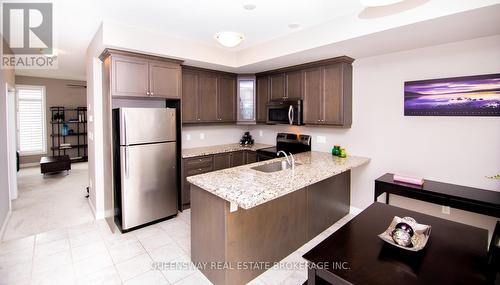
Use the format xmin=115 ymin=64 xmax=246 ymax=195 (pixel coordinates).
xmin=266 ymin=100 xmax=303 ymax=125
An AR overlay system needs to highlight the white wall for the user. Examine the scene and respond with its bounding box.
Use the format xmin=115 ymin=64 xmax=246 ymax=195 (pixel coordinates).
xmin=250 ymin=35 xmax=500 ymax=233
xmin=86 ymin=25 xmax=105 ymax=219
xmin=0 ymin=62 xmax=15 ymax=238
xmin=182 ymin=125 xmax=249 ymax=149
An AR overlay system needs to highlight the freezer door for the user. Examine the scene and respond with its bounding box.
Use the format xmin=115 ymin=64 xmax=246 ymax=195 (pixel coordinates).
xmin=120 ymin=142 xmax=177 ymax=230
xmin=120 ymin=108 xmax=176 ymax=145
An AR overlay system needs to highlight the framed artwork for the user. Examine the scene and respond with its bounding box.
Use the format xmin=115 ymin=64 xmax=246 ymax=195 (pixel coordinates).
xmin=404 ymin=73 xmax=500 ymax=116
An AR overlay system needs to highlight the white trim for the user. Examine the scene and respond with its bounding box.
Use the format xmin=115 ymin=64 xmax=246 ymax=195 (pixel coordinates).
xmin=87 ymin=196 xmax=104 ymax=220
xmin=15 ymin=85 xmax=47 ymax=156
xmin=0 ymin=210 xmax=12 ymax=242
xmin=349 ymin=206 xmax=363 ymax=216
xmin=20 ymin=162 xmax=39 ymax=168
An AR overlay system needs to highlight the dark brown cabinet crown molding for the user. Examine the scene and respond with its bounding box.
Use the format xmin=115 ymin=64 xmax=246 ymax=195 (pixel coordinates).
xmin=99 ymin=48 xmax=183 ymax=64
xmin=255 ymin=56 xmax=354 ymax=76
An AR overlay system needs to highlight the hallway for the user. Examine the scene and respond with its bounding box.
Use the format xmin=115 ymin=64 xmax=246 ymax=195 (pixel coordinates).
xmin=2 ymin=163 xmax=93 ymax=241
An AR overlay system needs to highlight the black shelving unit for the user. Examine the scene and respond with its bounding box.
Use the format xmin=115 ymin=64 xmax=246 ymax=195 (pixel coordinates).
xmin=50 ymin=106 xmax=88 ymax=162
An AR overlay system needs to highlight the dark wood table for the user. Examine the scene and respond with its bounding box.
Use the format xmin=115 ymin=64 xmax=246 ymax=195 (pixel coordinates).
xmin=303 ymin=203 xmax=489 ymax=285
xmin=40 ymin=155 xmax=71 ymax=174
xmin=375 ymin=173 xmax=500 ymax=218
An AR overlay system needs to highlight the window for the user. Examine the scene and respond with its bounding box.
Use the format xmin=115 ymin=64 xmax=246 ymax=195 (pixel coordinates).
xmin=16 ymin=85 xmax=47 ymax=155
xmin=237 ymin=76 xmax=256 ymax=123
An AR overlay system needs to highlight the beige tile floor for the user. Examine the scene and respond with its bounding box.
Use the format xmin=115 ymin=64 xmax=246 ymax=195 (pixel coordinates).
xmin=0 ymin=162 xmax=359 ymax=284
xmin=0 ymin=207 xmax=357 ymax=285
xmin=3 ymin=163 xmax=94 ymax=241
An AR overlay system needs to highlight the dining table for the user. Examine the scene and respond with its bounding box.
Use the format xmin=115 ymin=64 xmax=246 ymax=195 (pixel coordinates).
xmin=302 ymin=202 xmax=489 ymax=285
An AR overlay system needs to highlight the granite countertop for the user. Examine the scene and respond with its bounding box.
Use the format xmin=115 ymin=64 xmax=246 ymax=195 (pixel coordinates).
xmin=182 ymin=143 xmax=272 ymax=158
xmin=187 ymin=151 xmax=370 ymax=210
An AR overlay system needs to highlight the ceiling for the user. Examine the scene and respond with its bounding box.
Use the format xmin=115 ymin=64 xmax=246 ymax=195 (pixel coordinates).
xmin=11 ymin=0 xmax=500 ymax=81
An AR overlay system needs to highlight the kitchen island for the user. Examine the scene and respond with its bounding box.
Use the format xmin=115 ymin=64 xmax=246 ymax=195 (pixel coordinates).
xmin=187 ymin=151 xmax=370 ymax=285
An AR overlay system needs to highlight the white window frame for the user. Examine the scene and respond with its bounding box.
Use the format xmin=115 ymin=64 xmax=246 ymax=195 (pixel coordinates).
xmin=16 ymin=84 xmax=47 ymax=156
xmin=237 ymin=75 xmax=256 ymax=124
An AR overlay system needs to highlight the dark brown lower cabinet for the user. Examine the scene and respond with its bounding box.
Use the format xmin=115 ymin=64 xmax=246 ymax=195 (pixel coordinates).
xmin=214 ymin=153 xmax=231 ymax=171
xmin=231 ymin=151 xmax=245 ymax=167
xmin=245 ymin=151 xmax=257 ymax=164
xmin=182 ymin=150 xmax=257 ymax=209
xmin=182 ymin=156 xmax=214 ymax=209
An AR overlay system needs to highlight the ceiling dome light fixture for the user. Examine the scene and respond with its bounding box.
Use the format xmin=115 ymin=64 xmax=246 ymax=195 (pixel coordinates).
xmin=360 ymin=0 xmax=404 ymax=7
xmin=214 ymin=32 xmax=245 ymax=48
xmin=243 ymin=3 xmax=256 ymax=10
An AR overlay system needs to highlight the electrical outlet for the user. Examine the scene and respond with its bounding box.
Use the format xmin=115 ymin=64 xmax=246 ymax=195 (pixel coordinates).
xmin=259 ymin=130 xmax=263 ymax=137
xmin=317 ymin=136 xmax=326 ymax=144
xmin=442 ymin=206 xmax=450 ymax=215
xmin=88 ymin=115 xmax=93 ymax=122
xmin=186 ymin=134 xmax=191 ymax=141
xmin=199 ymin=133 xmax=205 ymax=140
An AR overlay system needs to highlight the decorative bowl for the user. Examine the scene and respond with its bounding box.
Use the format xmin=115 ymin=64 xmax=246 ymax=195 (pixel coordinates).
xmin=378 ymin=216 xmax=431 ymax=252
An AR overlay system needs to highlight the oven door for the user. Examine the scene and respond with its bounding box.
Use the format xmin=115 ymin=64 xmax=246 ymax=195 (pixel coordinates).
xmin=266 ymin=100 xmax=303 ymax=125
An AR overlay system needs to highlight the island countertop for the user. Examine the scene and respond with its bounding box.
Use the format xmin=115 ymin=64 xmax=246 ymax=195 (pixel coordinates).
xmin=187 ymin=151 xmax=370 ymax=209
xmin=182 ymin=143 xmax=272 ymax=158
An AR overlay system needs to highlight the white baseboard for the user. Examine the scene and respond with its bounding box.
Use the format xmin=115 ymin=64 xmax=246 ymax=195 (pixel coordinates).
xmin=20 ymin=162 xmax=39 ymax=168
xmin=87 ymin=197 xmax=104 ymax=220
xmin=0 ymin=210 xmax=12 ymax=242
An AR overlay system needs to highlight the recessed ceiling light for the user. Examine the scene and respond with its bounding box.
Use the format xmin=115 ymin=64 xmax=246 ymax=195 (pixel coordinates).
xmin=214 ymin=32 xmax=245 ymax=48
xmin=288 ymin=23 xmax=301 ymax=29
xmin=360 ymin=0 xmax=404 ymax=7
xmin=243 ymin=3 xmax=256 ymax=10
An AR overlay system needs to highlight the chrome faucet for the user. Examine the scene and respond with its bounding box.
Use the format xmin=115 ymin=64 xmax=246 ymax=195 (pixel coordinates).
xmin=277 ymin=151 xmax=296 ymax=170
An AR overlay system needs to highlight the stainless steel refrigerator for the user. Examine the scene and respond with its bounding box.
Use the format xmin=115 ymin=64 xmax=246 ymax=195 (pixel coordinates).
xmin=113 ymin=107 xmax=178 ymax=231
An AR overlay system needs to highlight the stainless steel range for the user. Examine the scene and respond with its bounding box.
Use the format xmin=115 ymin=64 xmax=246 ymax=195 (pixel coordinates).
xmin=256 ymin=133 xmax=311 ymax=161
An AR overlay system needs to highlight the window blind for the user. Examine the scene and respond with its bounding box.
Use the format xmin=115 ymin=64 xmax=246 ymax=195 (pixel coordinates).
xmin=17 ymin=85 xmax=46 ymax=155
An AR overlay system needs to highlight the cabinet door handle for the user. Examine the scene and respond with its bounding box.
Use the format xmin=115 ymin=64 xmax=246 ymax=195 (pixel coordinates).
xmin=146 ymin=91 xmax=150 ymax=95
xmin=150 ymin=92 xmax=154 ymax=96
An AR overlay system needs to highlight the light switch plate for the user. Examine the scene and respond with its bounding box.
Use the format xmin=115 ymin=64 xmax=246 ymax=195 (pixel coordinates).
xmin=317 ymin=136 xmax=326 ymax=144
xmin=88 ymin=115 xmax=93 ymax=122
xmin=442 ymin=206 xmax=450 ymax=215
xmin=199 ymin=133 xmax=205 ymax=140
xmin=186 ymin=134 xmax=191 ymax=141
xmin=259 ymin=130 xmax=263 ymax=137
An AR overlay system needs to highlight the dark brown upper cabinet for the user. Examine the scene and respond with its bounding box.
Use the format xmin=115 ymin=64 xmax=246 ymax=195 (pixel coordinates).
xmin=257 ymin=56 xmax=353 ymax=128
xmin=110 ymin=55 xmax=150 ymax=97
xmin=100 ymin=49 xmax=182 ymax=99
xmin=269 ymin=71 xmax=303 ymax=101
xmin=303 ymin=62 xmax=353 ymax=127
xmin=149 ymin=60 xmax=181 ymax=98
xmin=181 ymin=66 xmax=237 ymax=124
xmin=285 ymin=70 xmax=303 ymax=100
xmin=269 ymin=73 xmax=286 ymax=101
xmin=198 ymin=72 xmax=218 ymax=122
xmin=303 ymin=67 xmax=323 ymax=125
xmin=218 ymin=75 xmax=236 ymax=122
xmin=256 ymin=76 xmax=269 ymax=123
xmin=182 ymin=69 xmax=200 ymax=123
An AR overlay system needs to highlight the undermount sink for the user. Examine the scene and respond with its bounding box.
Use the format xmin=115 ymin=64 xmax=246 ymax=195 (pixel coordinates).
xmin=251 ymin=161 xmax=301 ymax=173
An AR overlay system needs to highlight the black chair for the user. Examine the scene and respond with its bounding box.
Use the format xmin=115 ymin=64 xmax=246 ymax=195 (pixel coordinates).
xmin=487 ymin=221 xmax=500 ymax=284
